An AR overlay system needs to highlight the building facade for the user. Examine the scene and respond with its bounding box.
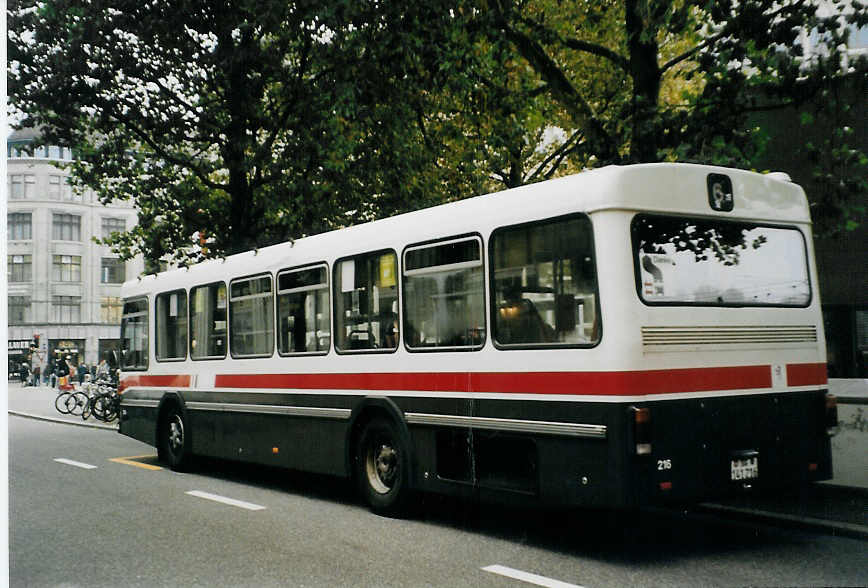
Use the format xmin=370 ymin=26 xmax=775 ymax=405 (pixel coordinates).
xmin=7 ymin=128 xmax=145 ymax=378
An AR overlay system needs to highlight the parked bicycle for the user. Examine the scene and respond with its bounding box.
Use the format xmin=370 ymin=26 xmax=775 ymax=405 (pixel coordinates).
xmin=55 ymin=376 xmax=119 ymax=423
xmin=54 ymin=389 xmax=87 ymax=416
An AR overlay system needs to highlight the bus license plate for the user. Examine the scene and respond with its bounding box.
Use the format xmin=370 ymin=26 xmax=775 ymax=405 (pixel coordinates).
xmin=730 ymin=456 xmax=759 ymax=481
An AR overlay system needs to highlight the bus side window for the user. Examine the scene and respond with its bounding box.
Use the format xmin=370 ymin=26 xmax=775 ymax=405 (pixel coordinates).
xmin=190 ymin=282 xmax=227 ymax=359
xmin=403 ymin=236 xmax=485 ymax=350
xmin=491 ymin=215 xmax=600 ymax=347
xmin=334 ymin=250 xmax=398 ymax=352
xmin=120 ymin=297 xmax=149 ymax=370
xmin=277 ymin=265 xmax=330 ymax=355
xmin=229 ymin=275 xmax=274 ymax=358
xmin=155 ymin=289 xmax=188 ymax=361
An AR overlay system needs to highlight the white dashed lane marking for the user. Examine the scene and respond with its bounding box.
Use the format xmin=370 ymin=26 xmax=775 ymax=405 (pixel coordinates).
xmin=482 ymin=565 xmax=584 ymax=588
xmin=185 ymin=490 xmax=266 ymax=511
xmin=54 ymin=458 xmax=98 ymax=470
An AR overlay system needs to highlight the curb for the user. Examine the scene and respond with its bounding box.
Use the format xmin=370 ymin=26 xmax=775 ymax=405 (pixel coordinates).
xmin=698 ymin=502 xmax=868 ymax=541
xmin=9 ymin=410 xmax=118 ymax=432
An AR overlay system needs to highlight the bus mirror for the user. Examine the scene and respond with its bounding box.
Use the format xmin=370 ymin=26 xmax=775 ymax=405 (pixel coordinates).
xmin=555 ymin=294 xmax=577 ymax=331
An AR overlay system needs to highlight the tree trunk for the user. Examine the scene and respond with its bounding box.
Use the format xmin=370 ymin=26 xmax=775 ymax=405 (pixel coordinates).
xmin=625 ymin=0 xmax=662 ymax=163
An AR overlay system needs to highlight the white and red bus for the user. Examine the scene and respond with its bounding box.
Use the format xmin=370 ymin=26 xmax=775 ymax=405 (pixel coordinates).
xmin=118 ymin=163 xmax=836 ymax=515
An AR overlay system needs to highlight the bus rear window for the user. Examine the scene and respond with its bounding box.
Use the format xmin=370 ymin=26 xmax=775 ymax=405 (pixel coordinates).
xmin=120 ymin=298 xmax=148 ymax=370
xmin=633 ymin=215 xmax=810 ymax=307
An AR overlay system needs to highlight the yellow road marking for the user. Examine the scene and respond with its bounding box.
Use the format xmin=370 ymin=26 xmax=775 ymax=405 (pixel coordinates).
xmin=109 ymin=455 xmax=163 ymax=471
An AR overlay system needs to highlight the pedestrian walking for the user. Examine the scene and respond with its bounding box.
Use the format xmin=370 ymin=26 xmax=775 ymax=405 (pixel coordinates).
xmin=32 ymin=365 xmax=41 ymax=387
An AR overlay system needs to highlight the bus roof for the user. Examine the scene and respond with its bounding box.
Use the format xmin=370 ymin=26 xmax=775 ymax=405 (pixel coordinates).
xmin=122 ymin=163 xmax=810 ymax=297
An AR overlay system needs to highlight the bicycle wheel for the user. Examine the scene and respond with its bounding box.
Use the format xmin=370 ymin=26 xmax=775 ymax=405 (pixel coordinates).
xmin=68 ymin=392 xmax=88 ymax=416
xmin=94 ymin=393 xmax=117 ymax=422
xmin=104 ymin=395 xmax=119 ymax=422
xmin=91 ymin=394 xmax=108 ymax=421
xmin=55 ymin=392 xmax=73 ymax=414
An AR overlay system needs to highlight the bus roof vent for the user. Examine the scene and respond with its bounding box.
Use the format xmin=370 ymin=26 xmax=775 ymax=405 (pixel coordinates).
xmin=766 ymin=171 xmax=792 ymax=182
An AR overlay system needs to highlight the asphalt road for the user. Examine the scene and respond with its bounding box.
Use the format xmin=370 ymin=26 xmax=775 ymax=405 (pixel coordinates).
xmin=9 ymin=416 xmax=868 ymax=587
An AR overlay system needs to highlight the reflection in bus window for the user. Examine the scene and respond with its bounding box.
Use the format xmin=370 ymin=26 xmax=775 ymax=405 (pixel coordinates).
xmin=491 ymin=215 xmax=599 ymax=347
xmin=403 ymin=237 xmax=485 ymax=350
xmin=120 ymin=298 xmax=149 ymax=370
xmin=230 ymin=275 xmax=274 ymax=357
xmin=277 ymin=265 xmax=330 ymax=354
xmin=334 ymin=251 xmax=398 ymax=352
xmin=190 ymin=282 xmax=227 ymax=359
xmin=155 ymin=289 xmax=187 ymax=361
xmin=633 ymin=215 xmax=810 ymax=306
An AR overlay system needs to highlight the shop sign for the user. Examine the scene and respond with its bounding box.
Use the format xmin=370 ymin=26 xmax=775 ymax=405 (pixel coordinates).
xmin=8 ymin=340 xmax=31 ymax=357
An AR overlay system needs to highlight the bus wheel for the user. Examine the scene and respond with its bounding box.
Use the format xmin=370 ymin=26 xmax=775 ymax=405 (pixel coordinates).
xmin=161 ymin=407 xmax=191 ymax=471
xmin=356 ymin=418 xmax=412 ymax=517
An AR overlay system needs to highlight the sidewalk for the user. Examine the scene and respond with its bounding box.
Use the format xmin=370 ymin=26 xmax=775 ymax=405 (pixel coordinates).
xmin=7 ymin=381 xmax=117 ymax=431
xmin=6 ymin=381 xmax=866 ymax=538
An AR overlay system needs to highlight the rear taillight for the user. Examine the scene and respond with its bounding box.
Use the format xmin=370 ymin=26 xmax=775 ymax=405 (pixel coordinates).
xmin=825 ymin=393 xmax=839 ymax=436
xmin=632 ymin=406 xmax=652 ymax=455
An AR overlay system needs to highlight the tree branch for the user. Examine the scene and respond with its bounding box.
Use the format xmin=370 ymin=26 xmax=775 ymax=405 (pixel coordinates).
xmin=514 ymin=14 xmax=629 ymax=72
xmin=526 ymin=129 xmax=583 ymax=183
xmin=490 ymin=1 xmax=619 ymax=162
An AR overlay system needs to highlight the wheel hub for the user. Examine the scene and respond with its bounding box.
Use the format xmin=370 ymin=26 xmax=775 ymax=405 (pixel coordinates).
xmin=367 ymin=440 xmax=398 ymax=494
xmin=168 ymin=417 xmax=184 ymax=452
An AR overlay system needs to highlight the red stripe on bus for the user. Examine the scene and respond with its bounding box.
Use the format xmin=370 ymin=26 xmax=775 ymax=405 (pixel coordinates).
xmin=214 ymin=365 xmax=772 ymax=396
xmin=119 ymin=374 xmax=191 ymax=393
xmin=787 ymin=362 xmax=827 ymax=387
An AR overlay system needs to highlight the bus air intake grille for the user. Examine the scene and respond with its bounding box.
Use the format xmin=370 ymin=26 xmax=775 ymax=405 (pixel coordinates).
xmin=642 ymin=325 xmax=817 ymax=348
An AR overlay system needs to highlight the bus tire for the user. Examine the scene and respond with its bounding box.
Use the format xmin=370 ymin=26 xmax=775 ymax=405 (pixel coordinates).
xmin=161 ymin=406 xmax=192 ymax=471
xmin=355 ymin=417 xmax=413 ymax=517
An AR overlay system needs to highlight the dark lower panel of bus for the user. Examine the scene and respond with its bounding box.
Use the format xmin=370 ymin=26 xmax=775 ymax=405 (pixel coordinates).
xmin=118 ymin=388 xmax=832 ymax=509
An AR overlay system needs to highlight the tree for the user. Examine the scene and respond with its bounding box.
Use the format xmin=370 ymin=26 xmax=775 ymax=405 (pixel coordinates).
xmin=10 ymin=0 xmax=865 ymax=268
xmin=8 ymin=0 xmax=460 ymax=265
xmin=361 ymin=0 xmax=864 ymax=256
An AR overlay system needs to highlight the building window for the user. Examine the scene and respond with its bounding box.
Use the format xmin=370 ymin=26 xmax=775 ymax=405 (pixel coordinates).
xmin=229 ymin=274 xmax=274 ymax=358
xmin=101 ymin=296 xmax=123 ymax=324
xmin=10 ymin=174 xmax=35 ymax=199
xmin=403 ymin=236 xmax=485 ymax=350
xmin=64 ymin=178 xmax=81 ymax=202
xmin=49 ymin=175 xmax=62 ymax=199
xmin=190 ymin=282 xmax=227 ymax=359
xmin=8 ymin=213 xmax=32 ymax=240
xmin=156 ymin=290 xmax=188 ymax=361
xmin=8 ymin=255 xmax=32 ymax=282
xmin=9 ymin=296 xmax=31 ymax=324
xmin=10 ymin=176 xmax=22 ymax=199
xmin=334 ymin=250 xmax=399 ymax=352
xmin=52 ymin=255 xmax=82 ymax=282
xmin=102 ymin=217 xmax=126 ymax=239
xmin=52 ymin=296 xmax=81 ymax=323
xmin=277 ymin=265 xmax=330 ymax=355
xmin=52 ymin=213 xmax=81 ymax=241
xmin=101 ymin=258 xmax=126 ymax=284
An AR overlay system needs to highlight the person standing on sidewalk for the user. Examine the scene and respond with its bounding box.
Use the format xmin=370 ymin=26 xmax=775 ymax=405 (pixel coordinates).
xmin=78 ymin=361 xmax=87 ymax=386
xmin=31 ymin=365 xmax=40 ymax=387
xmin=96 ymin=359 xmax=110 ymax=380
